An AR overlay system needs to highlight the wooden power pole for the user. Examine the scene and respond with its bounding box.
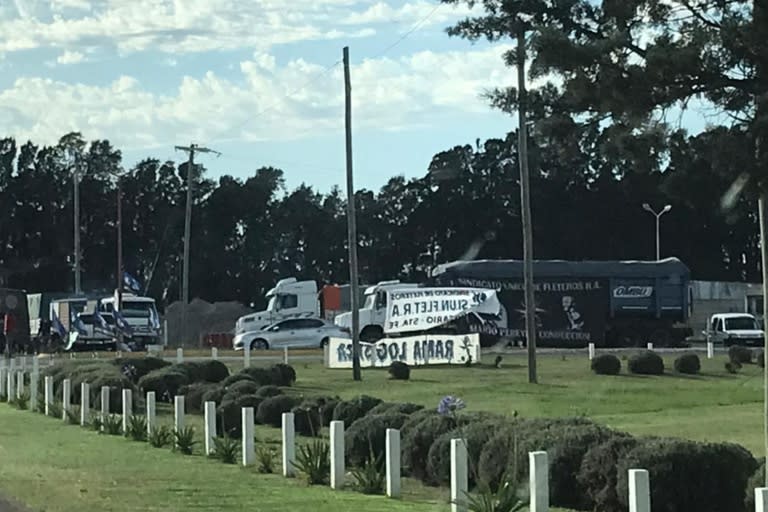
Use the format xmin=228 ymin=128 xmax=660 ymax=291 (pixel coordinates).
xmin=343 ymin=46 xmax=362 ymax=381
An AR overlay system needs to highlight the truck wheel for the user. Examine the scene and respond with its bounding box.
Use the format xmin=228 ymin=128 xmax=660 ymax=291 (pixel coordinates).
xmin=360 ymin=326 xmax=383 ymax=342
xmin=250 ymin=339 xmax=269 ymax=350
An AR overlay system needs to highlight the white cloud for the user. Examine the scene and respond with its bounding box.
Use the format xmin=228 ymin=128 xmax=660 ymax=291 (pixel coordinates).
xmin=56 ymin=50 xmax=84 ymax=64
xmin=342 ymin=0 xmax=475 ymax=26
xmin=0 ymin=45 xmax=517 ymax=150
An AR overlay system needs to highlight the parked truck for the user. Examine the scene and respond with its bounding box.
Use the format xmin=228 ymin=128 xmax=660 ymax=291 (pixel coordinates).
xmin=430 ymin=258 xmax=692 ymax=347
xmin=704 ymin=312 xmax=764 ymax=347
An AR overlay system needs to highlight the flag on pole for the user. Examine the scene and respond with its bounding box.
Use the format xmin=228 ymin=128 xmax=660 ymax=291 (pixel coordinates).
xmin=70 ymin=308 xmax=88 ymax=336
xmin=113 ymin=309 xmax=134 ymax=338
xmin=123 ymin=272 xmax=141 ymax=293
xmin=52 ymin=311 xmax=66 ymax=338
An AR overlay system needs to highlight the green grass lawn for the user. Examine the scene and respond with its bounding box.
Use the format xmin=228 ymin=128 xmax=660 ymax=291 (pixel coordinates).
xmin=0 ymin=351 xmax=761 ymax=512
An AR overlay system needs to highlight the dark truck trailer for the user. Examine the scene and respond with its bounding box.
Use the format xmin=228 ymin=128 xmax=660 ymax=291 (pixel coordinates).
xmin=431 ymin=258 xmax=691 ymax=348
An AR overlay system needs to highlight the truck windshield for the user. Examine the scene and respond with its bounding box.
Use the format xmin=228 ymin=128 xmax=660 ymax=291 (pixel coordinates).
xmin=121 ymin=302 xmax=154 ymax=318
xmin=268 ymin=294 xmax=298 ymax=311
xmin=725 ymin=317 xmax=759 ymax=331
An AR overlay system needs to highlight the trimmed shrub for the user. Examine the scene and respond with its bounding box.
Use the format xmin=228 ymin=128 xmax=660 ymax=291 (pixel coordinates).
xmin=138 ymin=368 xmax=189 ymax=400
xmin=255 ymin=385 xmax=282 ymax=398
xmin=591 ymin=354 xmax=621 ymax=375
xmin=112 ymin=357 xmax=170 ymax=382
xmin=745 ymin=459 xmax=765 ymax=512
xmin=221 ymin=373 xmax=257 ymax=388
xmin=256 ymin=395 xmax=299 ymax=427
xmin=345 ymin=413 xmax=408 ymax=466
xmin=578 ymin=436 xmax=641 ymax=512
xmin=270 ymin=363 xmax=296 ymax=386
xmin=223 ymin=380 xmax=260 ymax=400
xmin=87 ymin=370 xmax=135 ymax=413
xmin=174 ymin=360 xmax=229 ymax=383
xmin=181 ymin=383 xmax=220 ymax=414
xmin=292 ymin=404 xmax=323 ymax=437
xmin=628 ymin=351 xmax=664 ymax=375
xmin=332 ymin=395 xmax=383 ymax=427
xmin=673 ymin=353 xmax=701 ymax=375
xmin=201 ymin=385 xmax=227 ymax=406
xmin=240 ymin=367 xmax=275 ymax=387
xmin=402 ymin=414 xmax=459 ymax=481
xmin=616 ymin=438 xmax=757 ymax=512
xmin=368 ymin=402 xmax=424 ymax=416
xmin=217 ymin=394 xmax=265 ymax=437
xmin=729 ymin=345 xmax=753 ymax=364
xmin=726 ymin=361 xmax=742 ymax=373
xmin=388 ymin=361 xmax=410 ymax=380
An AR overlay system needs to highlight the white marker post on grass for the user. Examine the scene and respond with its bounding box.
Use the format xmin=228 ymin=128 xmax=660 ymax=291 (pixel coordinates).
xmin=242 ymin=407 xmax=255 ymax=466
xmin=282 ymin=412 xmax=295 ymax=477
xmin=588 ymin=343 xmax=595 ymax=360
xmin=62 ymin=378 xmax=71 ymax=420
xmin=146 ymin=391 xmax=156 ymax=436
xmin=44 ymin=376 xmax=54 ymax=415
xmin=450 ymin=439 xmax=468 ymax=512
xmin=122 ymin=389 xmax=132 ymax=433
xmin=529 ymin=451 xmax=549 ymax=512
xmin=176 ymin=347 xmax=183 ymax=364
xmin=80 ymin=382 xmax=90 ymax=425
xmin=244 ymin=343 xmax=251 ymax=369
xmin=330 ymin=420 xmax=344 ymax=489
xmin=211 ymin=347 xmax=218 ymax=360
xmin=204 ymin=401 xmax=217 ymax=456
xmin=283 ymin=346 xmax=288 ymax=364
xmin=386 ymin=428 xmax=401 ymax=498
xmin=7 ymin=371 xmax=14 ymax=403
xmin=628 ymin=469 xmax=650 ymax=512
xmin=707 ymin=341 xmax=714 ymax=359
xmin=755 ymin=487 xmax=768 ymax=512
xmin=646 ymin=342 xmax=653 ymax=351
xmin=100 ymin=385 xmax=110 ymax=424
xmin=174 ymin=395 xmax=185 ymax=434
xmin=29 ymin=372 xmax=38 ymax=412
xmin=16 ymin=371 xmax=23 ymax=399
xmin=0 ymin=367 xmax=7 ymax=398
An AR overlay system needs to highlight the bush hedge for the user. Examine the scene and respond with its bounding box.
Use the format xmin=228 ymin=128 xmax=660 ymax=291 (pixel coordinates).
xmin=757 ymin=349 xmax=766 ymax=369
xmin=240 ymin=367 xmax=276 ymax=387
xmin=112 ymin=357 xmax=170 ymax=382
xmin=181 ymin=382 xmax=220 ymax=414
xmin=255 ymin=385 xmax=282 ymax=398
xmin=745 ymin=459 xmax=765 ymax=512
xmin=577 ymin=436 xmax=641 ymax=512
xmin=221 ymin=373 xmax=257 ymax=388
xmin=332 ymin=395 xmax=383 ymax=428
xmin=223 ymin=380 xmax=261 ymax=400
xmin=628 ymin=351 xmax=664 ymax=375
xmin=616 ymin=438 xmax=756 ymax=512
xmin=673 ymin=353 xmax=701 ymax=375
xmin=729 ymin=345 xmax=753 ymax=364
xmin=591 ymin=354 xmax=621 ymax=375
xmin=291 ymin=404 xmax=323 ymax=437
xmin=367 ymin=402 xmax=424 ymax=416
xmin=217 ymin=394 xmax=264 ymax=437
xmin=402 ymin=414 xmax=460 ymax=481
xmin=138 ymin=368 xmax=189 ymax=400
xmin=344 ymin=413 xmax=408 ymax=466
xmin=269 ymin=364 xmax=296 ymax=386
xmin=388 ymin=361 xmax=410 ymax=380
xmin=201 ymin=385 xmax=227 ymax=407
xmin=256 ymin=395 xmax=299 ymax=427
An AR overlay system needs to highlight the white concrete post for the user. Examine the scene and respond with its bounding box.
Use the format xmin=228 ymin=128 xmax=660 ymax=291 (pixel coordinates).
xmin=282 ymin=412 xmax=295 ymax=477
xmin=211 ymin=347 xmax=218 ymax=360
xmin=176 ymin=347 xmax=183 ymax=364
xmin=100 ymin=385 xmax=110 ymax=423
xmin=244 ymin=343 xmax=251 ymax=369
xmin=451 ymin=439 xmax=468 ymax=512
xmin=121 ymin=389 xmax=132 ymax=433
xmin=646 ymin=342 xmax=653 ymax=351
xmin=588 ymin=343 xmax=595 ymax=360
xmin=29 ymin=373 xmax=38 ymax=412
xmin=62 ymin=378 xmax=71 ymax=420
xmin=15 ymin=371 xmax=23 ymax=399
xmin=0 ymin=368 xmax=6 ymax=397
xmin=330 ymin=420 xmax=344 ymax=489
xmin=283 ymin=346 xmax=288 ymax=364
xmin=628 ymin=469 xmax=651 ymax=512
xmin=707 ymin=341 xmax=714 ymax=359
xmin=7 ymin=371 xmax=13 ymax=403
xmin=174 ymin=395 xmax=185 ymax=433
xmin=204 ymin=401 xmax=217 ymax=456
xmin=242 ymin=407 xmax=255 ymax=466
xmin=529 ymin=451 xmax=549 ymax=512
xmin=146 ymin=391 xmax=156 ymax=436
xmin=32 ymin=356 xmax=39 ymax=375
xmin=755 ymin=487 xmax=768 ymax=512
xmin=80 ymin=383 xmax=90 ymax=425
xmin=44 ymin=376 xmax=54 ymax=415
xmin=386 ymin=428 xmax=401 ymax=498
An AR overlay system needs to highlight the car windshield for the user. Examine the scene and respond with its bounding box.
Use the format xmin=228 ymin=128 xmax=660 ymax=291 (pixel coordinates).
xmin=363 ymin=294 xmax=375 ymax=309
xmin=725 ymin=317 xmax=759 ymax=331
xmin=121 ymin=301 xmax=155 ymax=318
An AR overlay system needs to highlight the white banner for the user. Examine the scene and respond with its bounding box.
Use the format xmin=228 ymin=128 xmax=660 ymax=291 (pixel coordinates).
xmin=326 ymin=333 xmax=481 ymax=368
xmin=384 ymin=287 xmax=500 ymax=333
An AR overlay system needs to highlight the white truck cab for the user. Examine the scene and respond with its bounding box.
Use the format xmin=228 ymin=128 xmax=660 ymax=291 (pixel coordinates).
xmin=234 ymin=278 xmax=320 ymax=335
xmin=334 ymin=280 xmax=419 ymax=341
xmin=705 ymin=313 xmax=764 ymax=347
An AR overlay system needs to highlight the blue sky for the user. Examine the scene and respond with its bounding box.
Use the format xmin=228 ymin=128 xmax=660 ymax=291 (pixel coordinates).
xmin=0 ymin=0 xmax=527 ymax=192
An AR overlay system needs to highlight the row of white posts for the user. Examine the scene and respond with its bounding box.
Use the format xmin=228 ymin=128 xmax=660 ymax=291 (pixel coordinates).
xmin=587 ymin=341 xmax=716 ymax=360
xmin=172 ymin=346 xmax=290 ymax=367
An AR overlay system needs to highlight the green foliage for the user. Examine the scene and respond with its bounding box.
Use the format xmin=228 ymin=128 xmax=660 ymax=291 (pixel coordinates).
xmin=269 ymin=364 xmax=296 ymax=386
xmin=590 ymin=354 xmax=621 ymax=375
xmin=461 ymin=478 xmax=527 ymax=512
xmin=256 ymin=445 xmax=277 ymax=473
xmin=138 ymin=369 xmax=188 ymax=400
xmin=201 ymin=385 xmax=227 ymax=406
xmin=729 ymin=345 xmax=753 ymax=365
xmin=148 ymin=426 xmax=173 ymax=448
xmin=112 ymin=357 xmax=170 ymax=383
xmin=345 ymin=413 xmax=408 ymax=467
xmin=402 ymin=414 xmax=458 ymax=481
xmin=173 ymin=427 xmax=197 ymax=455
xmin=577 ymin=436 xmax=640 ymax=512
xmin=368 ymin=402 xmax=423 ymax=416
xmin=217 ymin=394 xmax=264 ymax=437
xmin=239 ymin=367 xmax=274 ymax=387
xmin=673 ymin=353 xmax=701 ymax=375
xmin=46 ymin=401 xmax=63 ymax=420
xmin=350 ymin=448 xmax=386 ymax=495
xmin=291 ymin=405 xmax=322 ymax=437
xmin=125 ymin=415 xmax=148 ymax=442
xmin=180 ymin=382 xmax=220 ymax=414
xmin=388 ymin=361 xmax=410 ymax=380
xmin=293 ymin=440 xmax=330 ymax=485
xmin=332 ymin=395 xmax=383 ymax=428
xmin=221 ymin=373 xmax=258 ymax=388
xmin=627 ymin=351 xmax=664 ymax=375
xmin=223 ymin=380 xmax=260 ymax=399
xmin=101 ymin=414 xmax=122 ymax=436
xmin=88 ymin=414 xmax=103 ymax=432
xmin=64 ymin=406 xmax=80 ymax=424
xmin=255 ymin=385 xmax=282 ymax=398
xmin=725 ymin=361 xmax=742 ymax=374
xmin=745 ymin=459 xmax=765 ymax=512
xmin=255 ymin=395 xmax=299 ymax=427
xmin=12 ymin=392 xmax=29 ymax=410
xmin=212 ymin=436 xmax=240 ymax=464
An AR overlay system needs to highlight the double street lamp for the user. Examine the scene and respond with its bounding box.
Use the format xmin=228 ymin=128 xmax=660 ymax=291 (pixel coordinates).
xmin=642 ymin=203 xmax=672 ymax=261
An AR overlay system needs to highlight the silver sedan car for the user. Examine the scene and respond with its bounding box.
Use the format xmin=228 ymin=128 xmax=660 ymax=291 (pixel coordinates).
xmin=233 ymin=317 xmax=350 ymax=351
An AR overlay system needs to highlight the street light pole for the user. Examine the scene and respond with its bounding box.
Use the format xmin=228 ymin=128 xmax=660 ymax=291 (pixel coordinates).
xmin=642 ymin=203 xmax=672 ymax=261
xmin=73 ymin=157 xmax=82 ymax=295
xmin=116 ymin=176 xmax=123 ymax=349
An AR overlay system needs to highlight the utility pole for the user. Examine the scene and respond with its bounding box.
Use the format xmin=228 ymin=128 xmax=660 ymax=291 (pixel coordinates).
xmin=516 ymin=24 xmax=537 ymax=384
xmin=73 ymin=156 xmax=82 ymax=295
xmin=343 ymin=46 xmax=362 ymax=381
xmin=760 ymin=194 xmax=768 ymax=487
xmin=116 ymin=177 xmax=123 ymax=348
xmin=174 ymin=143 xmax=220 ymax=346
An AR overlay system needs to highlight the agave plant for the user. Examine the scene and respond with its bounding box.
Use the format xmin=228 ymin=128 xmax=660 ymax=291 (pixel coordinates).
xmin=292 ymin=440 xmax=330 ymax=485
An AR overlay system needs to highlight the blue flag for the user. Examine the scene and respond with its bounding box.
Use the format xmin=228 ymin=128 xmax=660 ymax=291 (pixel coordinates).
xmin=113 ymin=309 xmax=134 ymax=338
xmin=148 ymin=306 xmax=161 ymax=330
xmin=70 ymin=308 xmax=88 ymax=336
xmin=123 ymin=272 xmax=141 ymax=293
xmin=52 ymin=311 xmax=66 ymax=338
